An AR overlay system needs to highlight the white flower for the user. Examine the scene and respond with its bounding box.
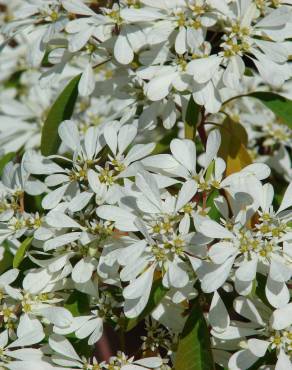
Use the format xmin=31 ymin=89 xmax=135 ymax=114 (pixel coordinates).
xmin=49 ymin=334 xmax=164 ymax=369
xmin=197 ymin=182 xmax=292 ymax=307
xmin=3 ymin=0 xmax=68 ymax=67
xmin=62 ymin=0 xmax=162 ymax=65
xmin=97 ymin=170 xmax=208 ymax=318
xmin=0 ymin=80 xmax=56 ymax=153
xmin=212 ymin=297 xmax=292 ymax=370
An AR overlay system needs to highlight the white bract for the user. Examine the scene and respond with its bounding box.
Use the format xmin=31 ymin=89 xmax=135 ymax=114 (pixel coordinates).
xmin=0 ymin=0 xmax=291 ymax=367
xmin=197 ymin=182 xmax=292 ymax=307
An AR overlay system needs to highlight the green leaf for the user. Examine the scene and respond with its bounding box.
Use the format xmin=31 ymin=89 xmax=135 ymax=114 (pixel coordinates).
xmin=249 ymin=92 xmax=292 ymax=129
xmin=0 ymin=152 xmax=15 ymax=176
xmin=206 ymin=190 xmax=221 ymax=222
xmin=185 ymin=96 xmax=200 ymax=140
xmin=65 ymin=291 xmax=90 ymax=316
xmin=125 ymin=279 xmax=168 ymax=331
xmin=153 ymin=126 xmax=179 ymax=154
xmin=41 ymin=74 xmax=81 ymax=156
xmin=175 ymin=299 xmax=215 ymax=370
xmin=0 ymin=247 xmax=14 ymax=274
xmin=13 ymin=237 xmax=33 ymax=268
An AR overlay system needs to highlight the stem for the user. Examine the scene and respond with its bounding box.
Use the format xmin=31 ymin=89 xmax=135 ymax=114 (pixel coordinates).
xmin=95 ymin=330 xmax=115 ymax=361
xmin=93 ymin=58 xmax=112 ymax=70
xmin=19 ymin=192 xmax=25 ymax=213
xmin=197 ymin=108 xmax=207 ymax=147
xmin=119 ymin=330 xmax=126 ymax=352
xmin=222 ymin=93 xmax=248 ymax=107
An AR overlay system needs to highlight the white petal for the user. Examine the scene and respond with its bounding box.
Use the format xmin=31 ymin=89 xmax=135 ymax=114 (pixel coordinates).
xmin=235 ymin=258 xmax=258 ymax=282
xmin=38 ymin=307 xmax=73 ymax=328
xmin=58 ymin=120 xmax=80 ymax=152
xmin=114 ymin=31 xmax=134 ymax=65
xmin=0 ymin=330 xmax=8 ymax=348
xmin=170 ymin=138 xmax=196 ymax=174
xmin=104 ymin=124 xmax=118 ymax=155
xmin=209 ymin=291 xmax=230 ymax=332
xmin=270 ymin=303 xmax=292 ymax=330
xmin=198 ymin=220 xmax=235 ymax=239
xmin=118 ymin=124 xmax=137 ymax=155
xmin=49 ymin=334 xmax=81 ymax=360
xmin=23 ymin=150 xmax=64 ymax=175
xmin=241 ymin=163 xmax=271 ymax=180
xmin=42 ymin=184 xmax=69 ymax=210
xmin=88 ymin=169 xmax=101 ymax=193
xmin=123 ymin=264 xmax=155 ymax=300
xmin=72 ymin=258 xmax=95 ymax=284
xmin=209 ymin=242 xmax=237 ymax=264
xmin=275 ymin=350 xmax=292 ymax=370
xmin=233 ymin=297 xmax=265 ymax=326
xmin=120 ymin=256 xmax=149 ymax=282
xmin=187 ymin=55 xmax=221 ymax=83
xmin=166 ymin=259 xmax=188 ymax=288
xmin=204 ymin=129 xmax=221 ymax=169
xmin=67 ymin=192 xmax=93 ymax=212
xmin=0 ymin=269 xmax=19 ymax=286
xmin=266 ymin=276 xmax=290 ymax=308
xmin=260 ymin=183 xmax=274 ymax=212
xmin=277 ymin=182 xmax=292 ymax=214
xmin=228 ymin=349 xmax=259 ymax=370
xmin=175 ymin=180 xmax=197 ymax=212
xmin=146 ymin=68 xmax=177 ymax=101
xmin=134 ymin=357 xmax=163 ymax=367
xmin=88 ymin=320 xmax=103 ymax=345
xmin=79 ymin=63 xmax=95 ymax=97
xmin=175 ymin=27 xmax=186 ymax=54
xmin=117 ymin=240 xmax=147 ymax=266
xmin=256 ymin=6 xmax=292 ymax=28
xmin=62 ymin=0 xmax=96 ymax=16
xmin=269 ymin=258 xmax=292 ymax=282
xmin=9 ymin=315 xmax=44 ymax=348
xmin=44 ymin=232 xmax=81 ymax=251
xmin=23 ymin=268 xmax=52 ymax=294
xmin=75 ymin=317 xmax=97 ymax=338
xmin=136 ymin=171 xmax=162 ymax=210
xmin=68 ymin=26 xmax=93 ymax=52
xmin=124 ymin=143 xmax=155 ymax=164
xmin=46 ymin=211 xmax=81 ymax=229
xmin=96 ymin=206 xmax=137 ymax=231
xmin=247 ymin=339 xmax=269 ymax=357
xmin=199 ymin=256 xmax=235 ymax=293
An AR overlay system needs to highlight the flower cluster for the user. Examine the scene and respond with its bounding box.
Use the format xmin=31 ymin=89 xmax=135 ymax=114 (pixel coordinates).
xmin=0 ymin=0 xmax=292 ymax=369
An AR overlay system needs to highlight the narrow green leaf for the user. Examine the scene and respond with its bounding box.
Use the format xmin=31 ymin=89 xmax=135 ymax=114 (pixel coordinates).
xmin=41 ymin=74 xmax=81 ymax=156
xmin=125 ymin=279 xmax=168 ymax=331
xmin=13 ymin=237 xmax=33 ymax=268
xmin=249 ymin=92 xmax=292 ymax=129
xmin=175 ymin=299 xmax=215 ymax=370
xmin=0 ymin=247 xmax=14 ymax=274
xmin=185 ymin=96 xmax=200 ymax=140
xmin=0 ymin=152 xmax=15 ymax=176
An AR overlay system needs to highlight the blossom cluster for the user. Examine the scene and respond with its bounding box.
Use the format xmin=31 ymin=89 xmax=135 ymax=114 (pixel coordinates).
xmin=0 ymin=0 xmax=292 ymax=369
